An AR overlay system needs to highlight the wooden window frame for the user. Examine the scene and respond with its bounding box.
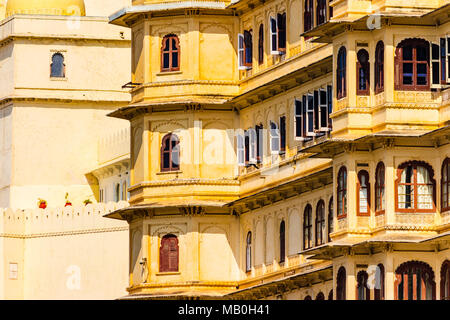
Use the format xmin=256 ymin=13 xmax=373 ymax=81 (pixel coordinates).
xmin=237 ymin=132 xmax=245 ymax=167
xmin=395 ymin=38 xmax=430 ymax=91
xmin=160 ymin=133 xmax=180 ymax=172
xmin=243 ymin=30 xmax=253 ymax=68
xmin=375 ymin=162 xmax=386 ymax=215
xmin=279 ymin=220 xmax=285 ymax=263
xmin=246 ymin=231 xmax=252 ymax=272
xmin=304 ymin=0 xmax=314 ymax=33
xmin=328 ymin=197 xmax=333 ymax=242
xmin=303 ymin=204 xmax=313 ymax=250
xmin=279 ymin=116 xmax=286 ymax=153
xmin=394 ymin=261 xmax=436 ymax=300
xmin=277 ymin=13 xmax=286 ymax=54
xmin=374 ymin=264 xmax=385 ymax=300
xmin=315 ymin=200 xmax=325 ymax=246
xmin=258 ymin=24 xmax=264 ymax=65
xmin=161 ymin=34 xmax=180 ymax=72
xmin=375 ymin=41 xmax=385 ymax=94
xmin=356 ymin=49 xmax=370 ymax=96
xmin=255 ymin=124 xmax=263 ymax=163
xmin=337 ymin=166 xmax=347 ymax=219
xmin=395 ymin=161 xmax=436 ymax=213
xmin=357 ymin=170 xmax=371 ymax=216
xmin=294 ymin=99 xmax=304 ymax=140
xmin=441 ymin=158 xmax=450 ymax=212
xmin=159 ymin=234 xmax=179 ymax=272
xmin=316 ymin=0 xmax=327 ymax=26
xmin=270 ymin=121 xmax=280 ymax=155
xmin=337 ymin=47 xmax=347 ymax=99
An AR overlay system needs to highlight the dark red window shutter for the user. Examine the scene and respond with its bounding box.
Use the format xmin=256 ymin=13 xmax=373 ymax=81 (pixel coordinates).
xmin=160 ymin=234 xmax=179 ymax=272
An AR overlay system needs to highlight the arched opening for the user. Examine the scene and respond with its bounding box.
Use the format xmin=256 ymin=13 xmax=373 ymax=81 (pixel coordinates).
xmin=395 ymin=261 xmax=436 ymax=300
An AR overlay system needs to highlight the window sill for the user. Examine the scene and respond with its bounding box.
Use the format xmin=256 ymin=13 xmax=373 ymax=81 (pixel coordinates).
xmin=156 ymin=271 xmax=181 ymax=276
xmin=156 ymin=171 xmax=182 ymax=175
xmin=50 ymin=77 xmax=67 ymax=81
xmin=157 ymin=70 xmax=182 ymax=76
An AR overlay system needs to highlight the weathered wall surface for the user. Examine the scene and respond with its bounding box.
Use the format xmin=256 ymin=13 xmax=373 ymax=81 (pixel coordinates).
xmin=0 ymin=201 xmax=129 ymax=300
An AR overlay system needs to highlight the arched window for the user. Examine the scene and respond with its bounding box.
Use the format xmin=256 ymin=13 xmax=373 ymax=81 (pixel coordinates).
xmin=375 ymin=162 xmax=386 ymax=214
xmin=316 ymin=292 xmax=325 ymax=300
xmin=161 ymin=34 xmax=180 ymax=72
xmin=441 ymin=260 xmax=450 ymax=300
xmin=337 ymin=166 xmax=347 ymax=218
xmin=328 ymin=197 xmax=334 ymax=242
xmin=328 ymin=289 xmax=333 ymax=300
xmin=258 ymin=24 xmax=264 ymax=65
xmin=396 ymin=161 xmax=435 ymax=213
xmin=395 ymin=38 xmax=430 ymax=91
xmin=441 ymin=158 xmax=450 ymax=212
xmin=337 ymin=47 xmax=347 ymax=99
xmin=246 ymin=232 xmax=252 ymax=272
xmin=357 ymin=270 xmax=370 ymax=300
xmin=357 ymin=170 xmax=370 ymax=216
xmin=375 ymin=264 xmax=385 ymax=300
xmin=50 ymin=53 xmax=65 ymax=78
xmin=159 ymin=234 xmax=179 ymax=272
xmin=357 ymin=49 xmax=370 ymax=96
xmin=395 ymin=261 xmax=436 ymax=300
xmin=303 ymin=204 xmax=313 ymax=250
xmin=304 ymin=0 xmax=314 ymax=32
xmin=161 ymin=133 xmax=180 ymax=172
xmin=279 ymin=220 xmax=285 ymax=263
xmin=336 ymin=266 xmax=346 ymax=300
xmin=375 ymin=41 xmax=385 ymax=94
xmin=316 ymin=0 xmax=327 ymax=26
xmin=304 ymin=295 xmax=312 ymax=300
xmin=315 ymin=200 xmax=325 ymax=246
xmin=244 ymin=30 xmax=253 ymax=67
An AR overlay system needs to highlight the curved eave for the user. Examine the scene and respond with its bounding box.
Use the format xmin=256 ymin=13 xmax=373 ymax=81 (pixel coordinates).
xmin=109 ymin=2 xmax=233 ymax=27
xmin=303 ymin=5 xmax=450 ymax=43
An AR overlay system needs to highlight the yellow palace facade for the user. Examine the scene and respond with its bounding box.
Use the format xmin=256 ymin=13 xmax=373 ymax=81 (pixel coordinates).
xmin=107 ymin=0 xmax=450 ymax=300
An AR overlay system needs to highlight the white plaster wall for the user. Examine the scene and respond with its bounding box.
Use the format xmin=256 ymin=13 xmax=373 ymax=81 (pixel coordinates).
xmin=0 ymin=202 xmax=129 ymax=300
xmin=7 ymin=102 xmax=129 ymax=209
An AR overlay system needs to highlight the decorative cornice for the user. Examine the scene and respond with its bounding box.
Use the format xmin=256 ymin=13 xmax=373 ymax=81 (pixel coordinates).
xmin=0 ymin=226 xmax=128 ymax=239
xmin=128 ymin=178 xmax=240 ymax=192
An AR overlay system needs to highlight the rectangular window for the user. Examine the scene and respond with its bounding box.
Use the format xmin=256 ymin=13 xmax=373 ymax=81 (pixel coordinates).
xmin=277 ymin=13 xmax=286 ymax=54
xmin=431 ymin=43 xmax=441 ymax=88
xmin=244 ymin=130 xmax=249 ymax=163
xmin=280 ymin=116 xmax=286 ymax=152
xmin=327 ymin=85 xmax=333 ymax=129
xmin=270 ymin=122 xmax=280 ymax=154
xmin=294 ymin=99 xmax=304 ymax=139
xmin=306 ymin=93 xmax=315 ymax=136
xmin=313 ymin=90 xmax=319 ymax=131
xmin=441 ymin=38 xmax=447 ymax=84
xmin=238 ymin=33 xmax=246 ymax=70
xmin=302 ymin=95 xmax=307 ymax=137
xmin=319 ymin=89 xmax=328 ymax=130
xmin=255 ymin=124 xmax=263 ymax=163
xmin=270 ymin=17 xmax=278 ymax=54
xmin=447 ymin=37 xmax=450 ymax=83
xmin=248 ymin=128 xmax=257 ymax=163
xmin=237 ymin=132 xmax=245 ymax=166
